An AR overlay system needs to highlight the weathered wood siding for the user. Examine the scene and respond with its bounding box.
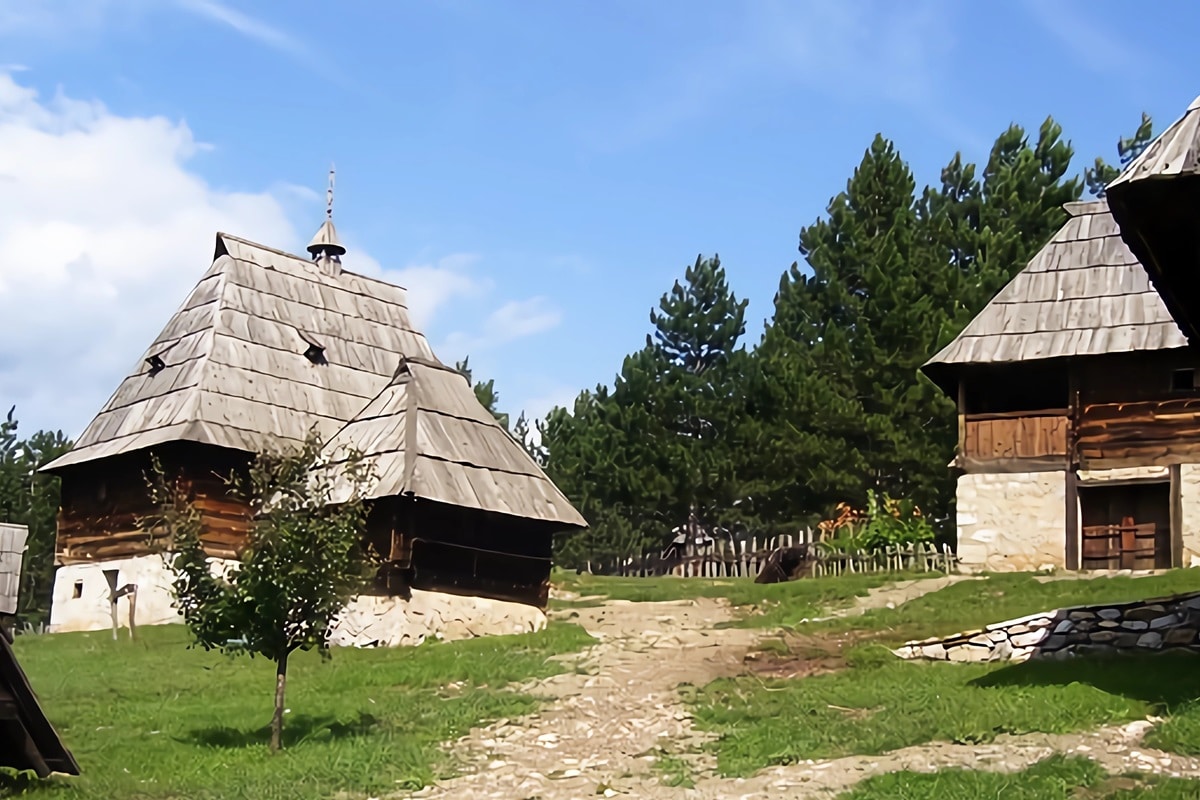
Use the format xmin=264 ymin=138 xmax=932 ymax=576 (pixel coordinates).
xmin=963 ymin=413 xmax=1068 ymax=460
xmin=55 ymin=444 xmax=251 ymax=563
xmin=1076 ymin=399 xmax=1200 ymax=466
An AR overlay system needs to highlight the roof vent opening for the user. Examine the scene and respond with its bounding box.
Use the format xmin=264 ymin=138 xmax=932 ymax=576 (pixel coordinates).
xmin=297 ymin=329 xmax=327 ymax=366
xmin=145 ymin=355 xmax=165 ymax=376
xmin=304 ymin=344 xmax=327 ymax=365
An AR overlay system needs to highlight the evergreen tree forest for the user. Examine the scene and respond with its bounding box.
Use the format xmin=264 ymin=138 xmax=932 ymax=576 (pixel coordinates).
xmin=536 ymin=116 xmax=1150 ymax=568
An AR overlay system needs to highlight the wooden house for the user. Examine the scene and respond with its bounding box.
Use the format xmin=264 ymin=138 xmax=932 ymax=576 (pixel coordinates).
xmin=922 ymin=197 xmax=1200 ymax=573
xmin=40 ymin=209 xmax=585 ymax=644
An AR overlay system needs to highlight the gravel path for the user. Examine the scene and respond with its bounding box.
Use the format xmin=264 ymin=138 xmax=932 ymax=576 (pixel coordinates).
xmin=396 ymin=578 xmax=1200 ymax=800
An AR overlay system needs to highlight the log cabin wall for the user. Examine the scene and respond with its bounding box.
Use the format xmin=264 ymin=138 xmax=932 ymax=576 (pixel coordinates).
xmin=55 ymin=443 xmax=251 ymax=564
xmin=1075 ymin=349 xmax=1200 ymax=469
xmin=365 ymin=496 xmax=556 ymax=607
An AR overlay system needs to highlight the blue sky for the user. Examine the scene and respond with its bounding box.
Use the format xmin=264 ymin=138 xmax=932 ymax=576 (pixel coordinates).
xmin=1 ymin=0 xmax=1199 ymax=438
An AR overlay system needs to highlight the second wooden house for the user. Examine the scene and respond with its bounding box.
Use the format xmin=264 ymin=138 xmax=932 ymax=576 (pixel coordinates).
xmin=923 ymin=197 xmax=1200 ymax=573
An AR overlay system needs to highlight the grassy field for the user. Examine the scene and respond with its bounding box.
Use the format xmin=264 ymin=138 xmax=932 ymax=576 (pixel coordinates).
xmin=550 ymin=567 xmax=924 ymax=625
xmin=5 ymin=622 xmax=593 ymax=800
xmin=835 ymin=755 xmax=1200 ymax=799
xmin=685 ymin=569 xmax=1200 ymax=778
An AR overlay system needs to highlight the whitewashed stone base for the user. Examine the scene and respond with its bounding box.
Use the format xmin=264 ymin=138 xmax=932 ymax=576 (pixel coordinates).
xmin=327 ymin=591 xmax=547 ymax=647
xmin=48 ymin=556 xmax=546 ymax=646
xmin=956 ymin=471 xmax=1067 ymax=573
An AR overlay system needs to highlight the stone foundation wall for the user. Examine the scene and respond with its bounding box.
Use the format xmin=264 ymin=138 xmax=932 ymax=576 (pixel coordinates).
xmin=48 ymin=556 xmax=546 ymax=646
xmin=327 ymin=591 xmax=546 ymax=647
xmin=955 ymin=471 xmax=1066 ymax=573
xmin=894 ymin=591 xmax=1200 ymax=663
xmin=1180 ymin=465 xmax=1200 ymax=566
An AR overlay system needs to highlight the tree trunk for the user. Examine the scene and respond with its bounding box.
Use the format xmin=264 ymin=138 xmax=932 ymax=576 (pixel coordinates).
xmin=270 ymin=652 xmax=289 ymax=752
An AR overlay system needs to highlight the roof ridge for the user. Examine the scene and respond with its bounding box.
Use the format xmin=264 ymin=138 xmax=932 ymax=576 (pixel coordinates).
xmin=216 ymin=231 xmax=414 ymax=293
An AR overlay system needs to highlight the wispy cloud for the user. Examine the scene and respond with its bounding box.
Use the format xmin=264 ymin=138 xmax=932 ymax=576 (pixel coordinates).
xmin=589 ymin=0 xmax=981 ymax=152
xmin=175 ymin=0 xmax=301 ymax=54
xmin=442 ymin=296 xmax=563 ymax=355
xmin=1019 ymin=0 xmax=1151 ymax=79
xmin=385 ymin=253 xmax=490 ymax=329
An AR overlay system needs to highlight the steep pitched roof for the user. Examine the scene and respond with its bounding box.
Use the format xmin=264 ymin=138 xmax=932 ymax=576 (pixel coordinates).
xmin=323 ymin=358 xmax=586 ymax=527
xmin=44 ymin=233 xmax=434 ymax=472
xmin=1106 ymin=95 xmax=1200 ymax=344
xmin=922 ymin=198 xmax=1187 ymax=393
xmin=1107 ymin=95 xmax=1200 ymax=190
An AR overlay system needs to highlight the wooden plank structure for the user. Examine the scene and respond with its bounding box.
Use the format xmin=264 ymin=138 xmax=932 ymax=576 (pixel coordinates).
xmin=0 ymin=633 xmax=81 ymax=778
xmin=0 ymin=523 xmax=27 ymax=617
xmin=40 ymin=195 xmax=585 ymax=626
xmin=0 ymin=529 xmax=80 ymax=777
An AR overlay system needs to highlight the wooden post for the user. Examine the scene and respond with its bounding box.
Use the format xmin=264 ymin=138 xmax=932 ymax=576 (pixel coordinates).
xmin=1065 ymin=367 xmax=1080 ymax=570
xmin=1171 ymin=463 xmax=1184 ymax=569
xmin=957 ymin=378 xmax=967 ymax=466
xmin=127 ymin=586 xmax=138 ymax=641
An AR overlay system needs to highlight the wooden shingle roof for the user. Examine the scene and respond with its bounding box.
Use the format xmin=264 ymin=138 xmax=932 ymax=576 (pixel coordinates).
xmin=922 ymin=198 xmax=1187 ymax=392
xmin=44 ymin=233 xmax=431 ymax=471
xmin=324 ymin=358 xmax=586 ymax=527
xmin=42 ymin=232 xmax=585 ymax=528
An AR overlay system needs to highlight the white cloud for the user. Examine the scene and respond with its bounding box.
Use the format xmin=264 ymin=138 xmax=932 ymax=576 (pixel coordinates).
xmin=442 ymin=296 xmax=563 ymax=356
xmin=385 ymin=253 xmax=489 ymax=329
xmin=175 ymin=0 xmax=301 ymax=55
xmin=0 ymin=73 xmax=297 ymax=437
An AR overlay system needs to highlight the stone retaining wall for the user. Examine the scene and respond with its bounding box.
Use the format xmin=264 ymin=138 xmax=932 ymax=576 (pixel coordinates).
xmin=893 ymin=591 xmax=1200 ymax=663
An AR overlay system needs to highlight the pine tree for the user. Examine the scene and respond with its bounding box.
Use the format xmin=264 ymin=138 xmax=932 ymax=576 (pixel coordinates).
xmin=1085 ymin=113 xmax=1154 ymax=197
xmin=751 ymin=134 xmax=947 ymax=522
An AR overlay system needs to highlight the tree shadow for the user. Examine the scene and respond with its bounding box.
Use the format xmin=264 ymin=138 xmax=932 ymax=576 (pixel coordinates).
xmin=971 ymin=651 xmax=1200 ymax=710
xmin=181 ymin=712 xmax=382 ymax=749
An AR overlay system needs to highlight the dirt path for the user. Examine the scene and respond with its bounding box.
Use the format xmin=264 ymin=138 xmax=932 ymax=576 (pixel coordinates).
xmin=398 ymin=579 xmax=1200 ymax=800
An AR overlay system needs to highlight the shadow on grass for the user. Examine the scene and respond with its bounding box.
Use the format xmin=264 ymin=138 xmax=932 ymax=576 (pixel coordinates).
xmin=972 ymin=651 xmax=1200 ymax=709
xmin=183 ymin=712 xmax=382 ymax=749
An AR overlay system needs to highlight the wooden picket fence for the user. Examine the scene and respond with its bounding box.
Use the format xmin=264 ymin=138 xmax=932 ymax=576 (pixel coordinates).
xmin=809 ymin=542 xmax=957 ymax=577
xmin=592 ymin=531 xmax=957 ymax=580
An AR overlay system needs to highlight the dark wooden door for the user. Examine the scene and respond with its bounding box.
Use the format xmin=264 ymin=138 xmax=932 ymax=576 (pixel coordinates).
xmin=1079 ymin=482 xmax=1171 ymax=570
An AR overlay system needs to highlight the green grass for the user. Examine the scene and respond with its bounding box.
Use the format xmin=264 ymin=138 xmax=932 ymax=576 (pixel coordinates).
xmin=550 ymin=569 xmax=924 ymax=624
xmin=687 ymin=644 xmax=1200 ymax=777
xmin=685 ymin=569 xmax=1200 ymax=777
xmin=836 ymin=755 xmax=1200 ymax=799
xmin=6 ymin=622 xmax=594 ymax=799
xmin=810 ymin=570 xmax=1200 ymax=643
xmin=649 ymin=748 xmax=696 ymax=789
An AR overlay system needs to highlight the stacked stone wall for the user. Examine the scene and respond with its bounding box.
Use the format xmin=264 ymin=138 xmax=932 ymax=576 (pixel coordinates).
xmin=894 ymin=591 xmax=1200 ymax=663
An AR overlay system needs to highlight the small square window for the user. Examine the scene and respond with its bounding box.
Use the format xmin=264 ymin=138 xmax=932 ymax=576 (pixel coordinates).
xmin=1172 ymin=369 xmax=1195 ymax=392
xmin=72 ymin=580 xmax=83 ymax=599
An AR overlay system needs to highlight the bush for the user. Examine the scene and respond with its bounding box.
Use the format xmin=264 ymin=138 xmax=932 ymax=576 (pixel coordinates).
xmin=817 ymin=490 xmax=935 ymax=554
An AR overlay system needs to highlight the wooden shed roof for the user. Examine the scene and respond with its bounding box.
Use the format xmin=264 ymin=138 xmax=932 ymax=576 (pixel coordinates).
xmin=42 ymin=232 xmax=584 ymax=528
xmin=0 ymin=633 xmax=80 ymax=777
xmin=324 ymin=358 xmax=586 ymax=527
xmin=922 ymin=198 xmax=1187 ymax=392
